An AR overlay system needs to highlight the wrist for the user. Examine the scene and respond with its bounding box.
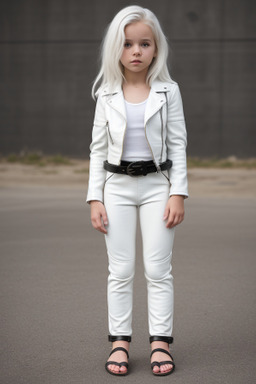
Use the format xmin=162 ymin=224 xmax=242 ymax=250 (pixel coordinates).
xmin=170 ymin=195 xmax=185 ymax=199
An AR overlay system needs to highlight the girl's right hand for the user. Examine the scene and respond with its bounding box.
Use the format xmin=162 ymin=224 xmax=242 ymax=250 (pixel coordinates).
xmin=90 ymin=201 xmax=108 ymax=234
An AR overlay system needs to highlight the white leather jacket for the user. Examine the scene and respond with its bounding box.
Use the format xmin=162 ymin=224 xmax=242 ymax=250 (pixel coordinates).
xmin=86 ymin=80 xmax=188 ymax=203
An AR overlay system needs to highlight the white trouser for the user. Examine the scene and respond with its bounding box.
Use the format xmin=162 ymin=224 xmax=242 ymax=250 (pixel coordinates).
xmin=104 ymin=170 xmax=175 ymax=338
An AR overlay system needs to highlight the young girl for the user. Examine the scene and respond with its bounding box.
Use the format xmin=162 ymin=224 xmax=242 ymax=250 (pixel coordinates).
xmin=87 ymin=5 xmax=188 ymax=377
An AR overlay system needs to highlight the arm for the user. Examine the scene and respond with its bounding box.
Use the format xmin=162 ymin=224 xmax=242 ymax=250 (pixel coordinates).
xmin=86 ymin=93 xmax=108 ymax=203
xmin=86 ymin=93 xmax=109 ymax=233
xmin=164 ymin=84 xmax=188 ymax=227
xmin=166 ymin=83 xmax=188 ymax=198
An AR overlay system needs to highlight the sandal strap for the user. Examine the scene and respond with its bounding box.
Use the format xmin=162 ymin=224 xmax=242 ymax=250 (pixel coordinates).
xmin=108 ymin=335 xmax=132 ymax=342
xmin=150 ymin=348 xmax=173 ymax=359
xmin=106 ymin=361 xmax=129 ymax=369
xmin=109 ymin=347 xmax=129 ymax=359
xmin=149 ymin=335 xmax=173 ymax=344
xmin=151 ymin=360 xmax=175 ymax=369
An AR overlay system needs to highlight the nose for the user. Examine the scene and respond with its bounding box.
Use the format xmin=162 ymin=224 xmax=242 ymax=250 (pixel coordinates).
xmin=133 ymin=44 xmax=141 ymax=56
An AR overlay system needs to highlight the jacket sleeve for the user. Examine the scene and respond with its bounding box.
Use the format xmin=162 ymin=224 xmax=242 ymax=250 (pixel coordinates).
xmin=166 ymin=84 xmax=189 ymax=198
xmin=86 ymin=93 xmax=108 ymax=203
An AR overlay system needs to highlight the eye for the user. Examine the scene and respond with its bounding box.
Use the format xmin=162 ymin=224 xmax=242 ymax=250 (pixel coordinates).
xmin=124 ymin=42 xmax=131 ymax=48
xmin=142 ymin=42 xmax=150 ymax=47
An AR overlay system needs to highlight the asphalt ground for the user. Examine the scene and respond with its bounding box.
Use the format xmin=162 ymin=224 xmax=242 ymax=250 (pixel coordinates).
xmin=0 ymin=184 xmax=255 ymax=384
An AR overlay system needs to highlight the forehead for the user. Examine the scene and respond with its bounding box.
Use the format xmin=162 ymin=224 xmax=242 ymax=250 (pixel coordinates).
xmin=124 ymin=21 xmax=154 ymax=40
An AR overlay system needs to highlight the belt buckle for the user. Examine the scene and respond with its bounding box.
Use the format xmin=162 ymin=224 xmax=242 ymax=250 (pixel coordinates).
xmin=127 ymin=161 xmax=147 ymax=176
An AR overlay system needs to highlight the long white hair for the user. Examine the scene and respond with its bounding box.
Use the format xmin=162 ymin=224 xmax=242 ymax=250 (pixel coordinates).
xmin=92 ymin=5 xmax=172 ymax=99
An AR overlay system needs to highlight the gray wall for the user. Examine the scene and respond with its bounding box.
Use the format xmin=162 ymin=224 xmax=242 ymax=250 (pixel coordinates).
xmin=0 ymin=0 xmax=255 ymax=158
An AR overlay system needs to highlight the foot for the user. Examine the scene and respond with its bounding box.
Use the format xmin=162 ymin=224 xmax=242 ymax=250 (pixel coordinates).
xmin=151 ymin=341 xmax=174 ymax=375
xmin=107 ymin=341 xmax=129 ymax=375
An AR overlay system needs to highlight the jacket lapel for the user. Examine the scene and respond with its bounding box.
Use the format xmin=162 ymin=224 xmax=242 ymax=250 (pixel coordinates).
xmin=144 ymin=88 xmax=166 ymax=125
xmin=105 ymin=89 xmax=126 ymax=121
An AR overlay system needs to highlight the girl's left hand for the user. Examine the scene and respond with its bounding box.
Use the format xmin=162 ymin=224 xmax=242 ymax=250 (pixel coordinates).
xmin=163 ymin=195 xmax=185 ymax=228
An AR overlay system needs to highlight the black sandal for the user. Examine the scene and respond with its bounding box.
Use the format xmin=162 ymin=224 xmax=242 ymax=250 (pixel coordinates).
xmin=150 ymin=336 xmax=175 ymax=377
xmin=105 ymin=347 xmax=129 ymax=376
xmin=150 ymin=348 xmax=175 ymax=376
xmin=105 ymin=335 xmax=131 ymax=376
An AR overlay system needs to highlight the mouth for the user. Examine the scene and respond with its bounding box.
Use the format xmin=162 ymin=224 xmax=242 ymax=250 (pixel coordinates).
xmin=131 ymin=60 xmax=142 ymax=64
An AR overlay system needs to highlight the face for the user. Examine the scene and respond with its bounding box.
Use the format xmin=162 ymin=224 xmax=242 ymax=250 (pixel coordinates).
xmin=120 ymin=21 xmax=157 ymax=78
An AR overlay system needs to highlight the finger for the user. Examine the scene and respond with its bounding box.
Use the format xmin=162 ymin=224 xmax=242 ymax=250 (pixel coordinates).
xmin=169 ymin=219 xmax=178 ymax=228
xmin=93 ymin=220 xmax=107 ymax=234
xmin=166 ymin=213 xmax=175 ymax=228
xmin=163 ymin=206 xmax=170 ymax=221
xmin=168 ymin=213 xmax=184 ymax=228
xmin=179 ymin=213 xmax=184 ymax=224
xmin=101 ymin=210 xmax=108 ymax=226
xmin=176 ymin=212 xmax=184 ymax=225
xmin=98 ymin=224 xmax=107 ymax=234
xmin=92 ymin=214 xmax=106 ymax=233
xmin=100 ymin=215 xmax=108 ymax=233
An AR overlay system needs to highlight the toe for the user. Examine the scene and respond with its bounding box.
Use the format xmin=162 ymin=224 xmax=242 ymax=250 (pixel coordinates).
xmin=160 ymin=363 xmax=173 ymax=373
xmin=111 ymin=364 xmax=119 ymax=373
xmin=120 ymin=366 xmax=127 ymax=374
xmin=110 ymin=364 xmax=119 ymax=374
xmin=114 ymin=365 xmax=120 ymax=373
xmin=160 ymin=364 xmax=165 ymax=373
xmin=153 ymin=365 xmax=160 ymax=373
xmin=108 ymin=364 xmax=115 ymax=373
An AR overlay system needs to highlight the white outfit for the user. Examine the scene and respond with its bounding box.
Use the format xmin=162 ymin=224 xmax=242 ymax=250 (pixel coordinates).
xmin=87 ymin=80 xmax=188 ymax=339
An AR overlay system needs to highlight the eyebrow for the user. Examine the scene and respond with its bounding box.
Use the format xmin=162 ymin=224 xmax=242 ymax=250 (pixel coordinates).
xmin=124 ymin=38 xmax=153 ymax=42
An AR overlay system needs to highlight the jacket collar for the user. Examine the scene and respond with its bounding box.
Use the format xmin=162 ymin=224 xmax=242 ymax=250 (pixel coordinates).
xmin=101 ymin=80 xmax=173 ymax=96
xmin=102 ymin=80 xmax=173 ymax=123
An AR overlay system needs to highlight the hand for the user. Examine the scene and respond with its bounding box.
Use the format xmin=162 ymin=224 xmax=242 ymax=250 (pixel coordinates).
xmin=90 ymin=200 xmax=108 ymax=234
xmin=163 ymin=195 xmax=185 ymax=228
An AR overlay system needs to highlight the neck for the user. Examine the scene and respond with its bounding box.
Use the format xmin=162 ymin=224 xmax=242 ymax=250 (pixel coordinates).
xmin=123 ymin=69 xmax=148 ymax=86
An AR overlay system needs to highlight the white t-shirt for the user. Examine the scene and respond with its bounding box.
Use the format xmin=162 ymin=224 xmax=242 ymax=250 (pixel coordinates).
xmin=121 ymin=99 xmax=153 ymax=162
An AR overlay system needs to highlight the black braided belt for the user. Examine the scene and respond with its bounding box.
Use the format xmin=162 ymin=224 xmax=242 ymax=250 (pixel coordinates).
xmin=103 ymin=159 xmax=172 ymax=176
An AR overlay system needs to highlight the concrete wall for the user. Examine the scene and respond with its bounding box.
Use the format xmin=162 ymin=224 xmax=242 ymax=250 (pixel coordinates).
xmin=0 ymin=0 xmax=255 ymax=158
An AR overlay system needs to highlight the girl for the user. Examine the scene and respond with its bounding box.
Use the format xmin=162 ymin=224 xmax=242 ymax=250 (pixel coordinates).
xmin=87 ymin=5 xmax=188 ymax=377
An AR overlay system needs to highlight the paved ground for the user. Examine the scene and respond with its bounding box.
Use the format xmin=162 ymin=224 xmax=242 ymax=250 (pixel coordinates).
xmin=0 ymin=165 xmax=256 ymax=383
